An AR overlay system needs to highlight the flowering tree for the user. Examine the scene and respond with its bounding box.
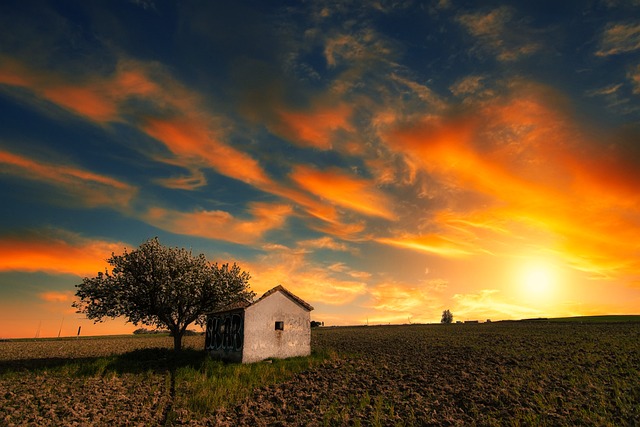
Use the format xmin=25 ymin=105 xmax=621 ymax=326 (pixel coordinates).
xmin=73 ymin=237 xmax=254 ymax=351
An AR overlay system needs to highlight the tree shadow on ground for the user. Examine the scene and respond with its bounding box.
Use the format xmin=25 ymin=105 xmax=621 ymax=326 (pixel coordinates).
xmin=0 ymin=348 xmax=209 ymax=376
xmin=104 ymin=348 xmax=208 ymax=374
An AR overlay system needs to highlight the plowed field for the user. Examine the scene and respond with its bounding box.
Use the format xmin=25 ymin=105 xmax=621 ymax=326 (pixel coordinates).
xmin=2 ymin=322 xmax=639 ymax=426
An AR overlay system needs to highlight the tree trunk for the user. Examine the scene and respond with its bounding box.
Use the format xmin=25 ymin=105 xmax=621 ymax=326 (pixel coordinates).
xmin=173 ymin=331 xmax=182 ymax=352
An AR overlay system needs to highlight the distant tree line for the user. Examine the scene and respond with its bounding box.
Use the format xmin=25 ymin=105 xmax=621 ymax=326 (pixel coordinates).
xmin=133 ymin=328 xmax=169 ymax=335
xmin=133 ymin=328 xmax=200 ymax=336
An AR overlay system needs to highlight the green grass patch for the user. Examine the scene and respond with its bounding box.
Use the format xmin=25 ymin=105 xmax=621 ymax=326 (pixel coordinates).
xmin=0 ymin=345 xmax=334 ymax=421
xmin=174 ymin=348 xmax=335 ymax=416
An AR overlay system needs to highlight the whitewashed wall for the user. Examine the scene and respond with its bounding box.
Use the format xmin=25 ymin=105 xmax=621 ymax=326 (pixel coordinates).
xmin=242 ymin=291 xmax=311 ymax=363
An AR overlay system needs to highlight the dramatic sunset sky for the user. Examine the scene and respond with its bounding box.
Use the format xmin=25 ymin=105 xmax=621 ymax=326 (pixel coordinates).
xmin=1 ymin=0 xmax=639 ymax=338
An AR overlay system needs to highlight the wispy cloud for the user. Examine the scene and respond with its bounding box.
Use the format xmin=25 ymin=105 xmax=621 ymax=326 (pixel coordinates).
xmin=323 ymin=29 xmax=395 ymax=69
xmin=629 ymin=64 xmax=640 ymax=94
xmin=0 ymin=53 xmax=354 ymax=243
xmin=39 ymin=290 xmax=74 ymax=303
xmin=298 ymin=236 xmax=353 ymax=252
xmin=450 ymin=75 xmax=487 ymax=97
xmin=452 ymin=289 xmax=540 ymax=320
xmin=308 ymin=218 xmax=368 ymax=242
xmin=376 ymin=234 xmax=476 ymax=258
xmin=0 ymin=150 xmax=137 ymax=208
xmin=595 ymin=22 xmax=640 ymax=56
xmin=144 ymin=202 xmax=292 ymax=245
xmin=290 ymin=165 xmax=397 ymax=220
xmin=141 ymin=115 xmax=272 ymax=188
xmin=390 ymin=74 xmax=445 ymax=110
xmin=585 ymin=83 xmax=623 ymax=97
xmin=0 ymin=56 xmax=159 ymax=122
xmin=327 ymin=262 xmax=371 ymax=279
xmin=265 ymin=101 xmax=354 ymax=150
xmin=367 ymin=281 xmax=442 ymax=314
xmin=0 ymin=53 xmax=395 ymax=242
xmin=243 ymin=245 xmax=368 ymax=305
xmin=456 ymin=6 xmax=541 ymax=61
xmin=0 ymin=55 xmax=272 ymax=193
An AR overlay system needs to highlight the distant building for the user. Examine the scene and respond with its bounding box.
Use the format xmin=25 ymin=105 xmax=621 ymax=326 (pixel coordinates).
xmin=205 ymin=285 xmax=313 ymax=363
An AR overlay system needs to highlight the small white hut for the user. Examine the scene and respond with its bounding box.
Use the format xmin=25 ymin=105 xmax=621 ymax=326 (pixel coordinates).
xmin=205 ymin=285 xmax=313 ymax=363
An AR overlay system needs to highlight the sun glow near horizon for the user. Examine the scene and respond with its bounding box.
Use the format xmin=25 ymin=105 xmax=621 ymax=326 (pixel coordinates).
xmin=1 ymin=1 xmax=640 ymax=339
xmin=514 ymin=257 xmax=564 ymax=307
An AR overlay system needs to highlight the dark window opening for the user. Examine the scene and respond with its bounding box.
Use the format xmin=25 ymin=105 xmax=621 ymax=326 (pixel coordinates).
xmin=275 ymin=321 xmax=284 ymax=331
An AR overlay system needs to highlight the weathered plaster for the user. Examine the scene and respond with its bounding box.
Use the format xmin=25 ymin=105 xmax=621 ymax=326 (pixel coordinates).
xmin=243 ymin=290 xmax=311 ymax=363
xmin=205 ymin=287 xmax=312 ymax=363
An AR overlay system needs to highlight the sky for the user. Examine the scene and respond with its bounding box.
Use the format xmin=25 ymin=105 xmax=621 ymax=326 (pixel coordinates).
xmin=1 ymin=0 xmax=639 ymax=339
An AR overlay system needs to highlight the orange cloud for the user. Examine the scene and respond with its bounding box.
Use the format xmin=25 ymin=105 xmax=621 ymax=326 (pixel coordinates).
xmin=142 ymin=115 xmax=272 ymax=187
xmin=242 ymin=245 xmax=368 ymax=305
xmin=327 ymin=262 xmax=371 ymax=279
xmin=629 ymin=65 xmax=640 ymax=94
xmin=0 ymin=150 xmax=137 ymax=208
xmin=0 ymin=232 xmax=126 ymax=277
xmin=261 ymin=181 xmax=371 ymax=243
xmin=560 ymin=141 xmax=640 ymax=208
xmin=0 ymin=54 xmax=375 ymax=241
xmin=145 ymin=202 xmax=292 ymax=245
xmin=376 ymin=234 xmax=476 ymax=258
xmin=272 ymin=102 xmax=354 ymax=150
xmin=0 ymin=55 xmax=274 ymax=193
xmin=382 ymin=108 xmax=559 ymax=203
xmin=0 ymin=56 xmax=33 ymax=87
xmin=0 ymin=56 xmax=160 ymax=122
xmin=551 ymin=220 xmax=640 ymax=281
xmin=367 ymin=281 xmax=439 ymax=313
xmin=452 ymin=290 xmax=542 ymax=321
xmin=434 ymin=210 xmax=510 ymax=237
xmin=41 ymin=85 xmax=118 ymax=122
xmin=39 ymin=291 xmax=74 ymax=303
xmin=291 ymin=165 xmax=396 ymax=220
xmin=298 ymin=236 xmax=352 ymax=252
xmin=308 ymin=218 xmax=368 ymax=242
xmin=378 ymin=81 xmax=640 ymax=282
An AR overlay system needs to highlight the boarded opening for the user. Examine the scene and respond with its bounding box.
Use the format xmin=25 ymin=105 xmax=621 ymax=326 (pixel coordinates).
xmin=275 ymin=321 xmax=284 ymax=330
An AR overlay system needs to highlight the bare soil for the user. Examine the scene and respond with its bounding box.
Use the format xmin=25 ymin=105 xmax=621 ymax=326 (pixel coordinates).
xmin=206 ymin=322 xmax=640 ymax=426
xmin=2 ymin=322 xmax=639 ymax=426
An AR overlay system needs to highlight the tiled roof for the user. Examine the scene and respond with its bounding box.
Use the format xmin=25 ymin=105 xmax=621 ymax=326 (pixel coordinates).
xmin=210 ymin=285 xmax=313 ymax=314
xmin=212 ymin=299 xmax=252 ymax=313
xmin=254 ymin=285 xmax=314 ymax=311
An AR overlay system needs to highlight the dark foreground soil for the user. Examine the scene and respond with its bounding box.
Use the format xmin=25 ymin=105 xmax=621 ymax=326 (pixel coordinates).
xmin=0 ymin=335 xmax=202 ymax=426
xmin=205 ymin=322 xmax=640 ymax=426
xmin=2 ymin=322 xmax=640 ymax=426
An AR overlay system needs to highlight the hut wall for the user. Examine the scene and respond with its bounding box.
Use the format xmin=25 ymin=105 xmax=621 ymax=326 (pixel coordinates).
xmin=205 ymin=309 xmax=245 ymax=363
xmin=242 ymin=292 xmax=311 ymax=363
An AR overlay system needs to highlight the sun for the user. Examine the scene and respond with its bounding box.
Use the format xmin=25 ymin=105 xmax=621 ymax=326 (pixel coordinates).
xmin=518 ymin=259 xmax=558 ymax=302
